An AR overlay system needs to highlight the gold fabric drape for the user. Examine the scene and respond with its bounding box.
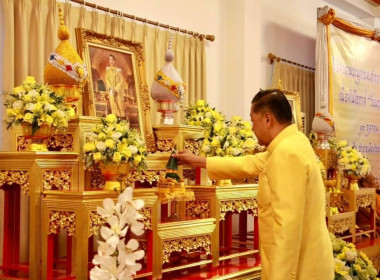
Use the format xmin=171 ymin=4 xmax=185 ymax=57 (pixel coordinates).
xmin=319 ymin=8 xmax=380 ymax=40
xmin=1 ymin=0 xmax=207 ymax=151
xmin=271 ymin=61 xmax=315 ymax=134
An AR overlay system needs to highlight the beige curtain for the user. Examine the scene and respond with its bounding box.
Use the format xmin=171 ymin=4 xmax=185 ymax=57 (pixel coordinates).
xmin=270 ymin=61 xmax=315 ymax=134
xmin=1 ymin=0 xmax=207 ymax=151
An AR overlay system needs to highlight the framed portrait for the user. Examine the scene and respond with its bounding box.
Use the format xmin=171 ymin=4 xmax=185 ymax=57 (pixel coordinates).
xmin=76 ymin=28 xmax=156 ymax=152
xmin=283 ymin=89 xmax=303 ymax=133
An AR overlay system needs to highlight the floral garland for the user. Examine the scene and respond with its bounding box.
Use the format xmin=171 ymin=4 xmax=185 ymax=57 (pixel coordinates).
xmin=3 ymin=76 xmax=75 ymax=134
xmin=84 ymin=114 xmax=147 ymax=170
xmin=331 ymin=234 xmax=379 ymax=280
xmin=90 ymin=187 xmax=145 ymax=280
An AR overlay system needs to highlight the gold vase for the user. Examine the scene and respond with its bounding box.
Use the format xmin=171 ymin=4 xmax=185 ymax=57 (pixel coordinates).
xmin=348 ymin=177 xmax=359 ymax=191
xmin=21 ymin=123 xmax=52 ymax=151
xmin=345 ymin=173 xmax=360 ymax=191
xmin=215 ymin=179 xmax=232 ymax=186
xmin=99 ymin=162 xmax=130 ymax=191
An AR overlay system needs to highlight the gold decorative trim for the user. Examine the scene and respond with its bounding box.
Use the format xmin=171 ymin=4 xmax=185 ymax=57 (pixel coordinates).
xmin=0 ymin=170 xmax=30 ymax=195
xmin=89 ymin=211 xmax=106 ymax=237
xmin=156 ymin=140 xmax=175 ymax=152
xmin=329 ymin=217 xmax=354 ymax=234
xmin=16 ymin=136 xmax=30 ymax=151
xmin=91 ymin=167 xmax=105 ymax=189
xmin=333 ymin=193 xmax=351 ymax=213
xmin=140 ymin=84 xmax=151 ymax=109
xmin=125 ymin=170 xmax=166 ymax=186
xmin=138 ymin=207 xmax=152 ymax=230
xmin=162 ymin=235 xmax=211 ymax=263
xmin=183 ymin=169 xmax=196 ymax=181
xmin=47 ymin=134 xmax=74 ymax=152
xmin=184 ymin=139 xmax=201 ymax=156
xmin=220 ymin=199 xmax=258 ymax=220
xmin=49 ymin=211 xmax=76 ymax=236
xmin=356 ymin=193 xmax=376 ymax=210
xmin=43 ymin=170 xmax=72 ymax=191
xmin=186 ymin=200 xmax=210 ymax=218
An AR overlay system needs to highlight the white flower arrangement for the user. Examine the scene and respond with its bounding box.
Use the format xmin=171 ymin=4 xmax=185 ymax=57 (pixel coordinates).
xmin=3 ymin=76 xmax=75 ymax=134
xmin=333 ymin=140 xmax=371 ymax=178
xmin=84 ymin=114 xmax=147 ymax=170
xmin=90 ymin=187 xmax=145 ymax=280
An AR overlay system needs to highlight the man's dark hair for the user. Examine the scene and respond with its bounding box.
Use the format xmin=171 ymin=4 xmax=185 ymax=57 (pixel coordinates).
xmin=251 ymin=89 xmax=293 ymax=124
xmin=109 ymin=54 xmax=115 ymax=60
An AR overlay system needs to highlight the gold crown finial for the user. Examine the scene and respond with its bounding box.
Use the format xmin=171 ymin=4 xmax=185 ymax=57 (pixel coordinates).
xmin=277 ymin=79 xmax=283 ymax=90
xmin=57 ymin=3 xmax=70 ymax=40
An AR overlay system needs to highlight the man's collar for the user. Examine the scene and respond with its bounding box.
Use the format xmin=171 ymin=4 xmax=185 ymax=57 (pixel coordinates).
xmin=267 ymin=124 xmax=298 ymax=153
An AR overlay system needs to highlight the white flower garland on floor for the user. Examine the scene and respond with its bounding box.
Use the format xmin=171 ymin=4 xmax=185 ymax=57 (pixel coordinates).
xmin=90 ymin=187 xmax=145 ymax=280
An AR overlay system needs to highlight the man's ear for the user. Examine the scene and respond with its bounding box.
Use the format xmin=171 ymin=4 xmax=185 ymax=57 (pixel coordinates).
xmin=264 ymin=113 xmax=272 ymax=124
xmin=265 ymin=112 xmax=273 ymax=126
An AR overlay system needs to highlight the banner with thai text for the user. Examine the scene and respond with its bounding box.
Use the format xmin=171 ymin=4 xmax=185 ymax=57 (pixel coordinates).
xmin=329 ymin=24 xmax=380 ymax=179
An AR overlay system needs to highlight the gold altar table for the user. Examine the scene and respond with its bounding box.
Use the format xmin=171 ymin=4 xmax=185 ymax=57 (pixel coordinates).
xmin=41 ymin=189 xmax=158 ymax=280
xmin=185 ymin=184 xmax=259 ymax=267
xmin=0 ymin=152 xmax=79 ymax=280
xmin=153 ymin=218 xmax=216 ymax=280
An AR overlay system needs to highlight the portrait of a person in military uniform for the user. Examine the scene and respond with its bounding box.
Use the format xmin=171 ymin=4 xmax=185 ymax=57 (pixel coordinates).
xmin=87 ymin=45 xmax=142 ymax=131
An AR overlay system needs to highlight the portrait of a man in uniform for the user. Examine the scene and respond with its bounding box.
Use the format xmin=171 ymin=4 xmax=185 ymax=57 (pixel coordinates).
xmin=87 ymin=45 xmax=141 ymax=131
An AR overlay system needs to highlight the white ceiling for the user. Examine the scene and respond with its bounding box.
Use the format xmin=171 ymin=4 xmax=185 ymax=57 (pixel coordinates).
xmin=325 ymin=0 xmax=380 ymax=27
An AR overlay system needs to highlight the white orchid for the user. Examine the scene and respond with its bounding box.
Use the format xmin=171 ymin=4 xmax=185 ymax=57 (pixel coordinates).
xmin=117 ymin=239 xmax=144 ymax=269
xmin=90 ymin=187 xmax=145 ymax=280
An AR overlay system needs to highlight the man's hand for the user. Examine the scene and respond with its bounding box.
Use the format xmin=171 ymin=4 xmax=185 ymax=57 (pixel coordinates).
xmin=172 ymin=150 xmax=206 ymax=169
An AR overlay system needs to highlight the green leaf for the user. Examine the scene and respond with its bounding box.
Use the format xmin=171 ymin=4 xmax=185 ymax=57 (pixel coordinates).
xmin=31 ymin=123 xmax=39 ymax=136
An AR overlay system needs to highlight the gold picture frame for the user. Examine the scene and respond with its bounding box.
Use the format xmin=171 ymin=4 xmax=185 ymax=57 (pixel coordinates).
xmin=75 ymin=28 xmax=156 ymax=152
xmin=282 ymin=89 xmax=303 ymax=132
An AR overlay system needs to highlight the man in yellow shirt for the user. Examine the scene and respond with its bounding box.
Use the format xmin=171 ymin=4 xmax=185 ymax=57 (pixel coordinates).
xmin=174 ymin=89 xmax=334 ymax=280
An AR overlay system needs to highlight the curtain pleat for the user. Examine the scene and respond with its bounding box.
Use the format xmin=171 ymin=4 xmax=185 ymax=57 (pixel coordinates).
xmin=271 ymin=61 xmax=315 ymax=134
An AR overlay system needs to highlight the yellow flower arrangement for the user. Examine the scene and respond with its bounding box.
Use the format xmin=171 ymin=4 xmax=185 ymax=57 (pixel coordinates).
xmin=3 ymin=76 xmax=74 ymax=135
xmin=333 ymin=140 xmax=371 ymax=178
xmin=330 ymin=234 xmax=379 ymax=280
xmin=202 ymin=116 xmax=259 ymax=157
xmin=185 ymin=100 xmax=259 ymax=157
xmin=184 ymin=99 xmax=225 ymax=139
xmin=84 ymin=114 xmax=147 ymax=170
